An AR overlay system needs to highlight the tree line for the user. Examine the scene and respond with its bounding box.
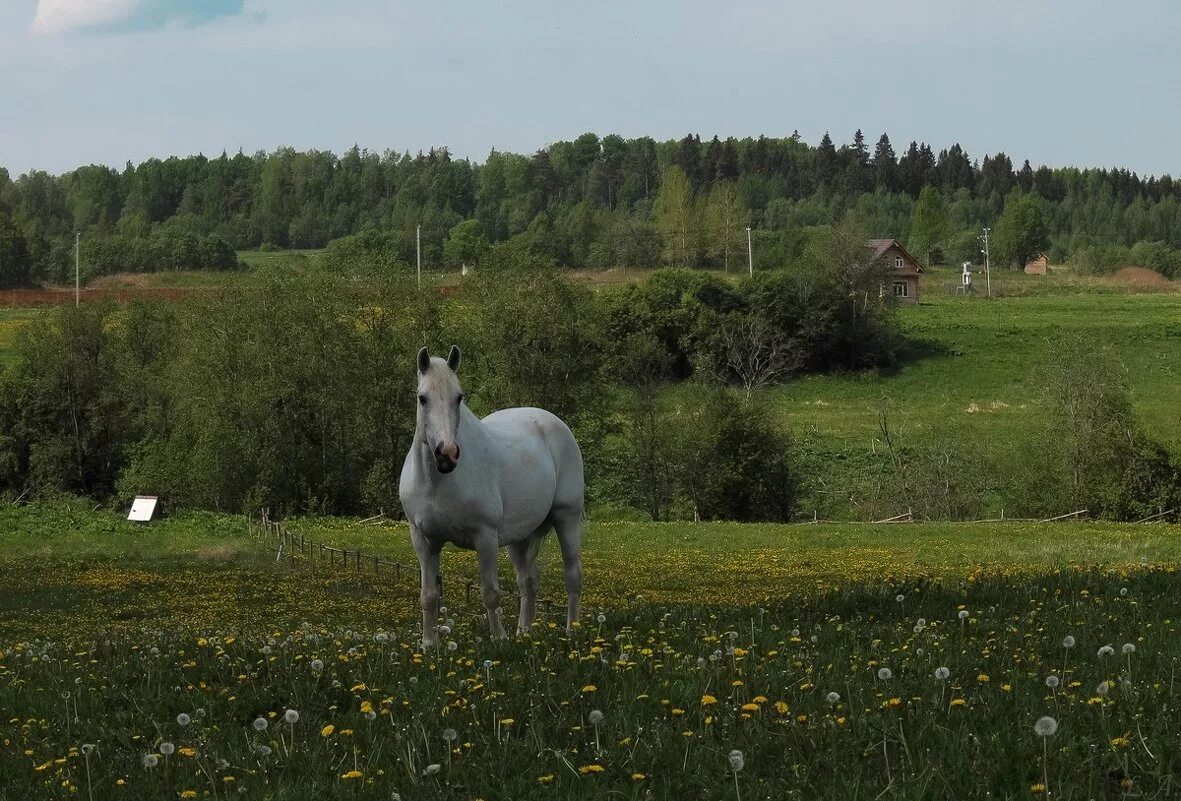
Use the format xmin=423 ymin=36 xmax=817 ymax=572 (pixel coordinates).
xmin=3 ymin=130 xmax=1181 ymax=287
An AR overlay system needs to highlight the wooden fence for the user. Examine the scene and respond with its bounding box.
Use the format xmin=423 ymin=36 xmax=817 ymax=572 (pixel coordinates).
xmin=254 ymin=511 xmax=560 ymax=615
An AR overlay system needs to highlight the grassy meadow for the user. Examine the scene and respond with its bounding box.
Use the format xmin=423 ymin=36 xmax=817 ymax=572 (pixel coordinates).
xmin=3 ymin=503 xmax=1181 ymax=798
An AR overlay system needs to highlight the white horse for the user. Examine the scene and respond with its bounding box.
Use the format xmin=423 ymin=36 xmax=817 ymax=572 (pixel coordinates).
xmin=398 ymin=345 xmax=584 ymax=646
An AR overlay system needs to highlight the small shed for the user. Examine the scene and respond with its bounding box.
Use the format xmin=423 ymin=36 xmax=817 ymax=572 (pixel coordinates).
xmin=868 ymin=239 xmax=923 ymax=303
xmin=1024 ymin=254 xmax=1050 ymax=275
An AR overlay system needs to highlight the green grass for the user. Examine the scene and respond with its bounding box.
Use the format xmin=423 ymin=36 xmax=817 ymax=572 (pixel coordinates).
xmin=236 ymin=248 xmax=324 ymax=269
xmin=2 ymin=504 xmax=1180 ymax=799
xmin=0 ymin=308 xmax=44 ymax=364
xmin=773 ymin=292 xmax=1181 ymax=447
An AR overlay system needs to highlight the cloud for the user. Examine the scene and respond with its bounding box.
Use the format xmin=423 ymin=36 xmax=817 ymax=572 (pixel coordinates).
xmin=32 ymin=0 xmax=139 ymax=34
xmin=31 ymin=0 xmax=247 ymax=35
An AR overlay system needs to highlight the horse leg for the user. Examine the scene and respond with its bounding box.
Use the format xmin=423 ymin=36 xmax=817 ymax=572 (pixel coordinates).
xmin=475 ymin=536 xmax=508 ymax=640
xmin=553 ymin=512 xmax=582 ymax=631
xmin=411 ymin=526 xmax=442 ymax=648
xmin=507 ymin=537 xmax=541 ymax=634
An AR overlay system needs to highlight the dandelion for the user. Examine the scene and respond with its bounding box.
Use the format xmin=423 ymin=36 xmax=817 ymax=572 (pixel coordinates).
xmin=597 ymin=613 xmax=606 ymax=624
xmin=1120 ymin=587 xmax=1128 ymax=597
xmin=588 ymin=710 xmax=604 ymax=725
xmin=934 ymin=667 xmax=950 ymax=680
xmin=728 ymin=749 xmax=745 ymax=771
xmin=159 ymin=742 xmax=175 ymax=756
xmin=1096 ymin=681 xmax=1110 ymax=697
xmin=310 ymin=659 xmax=324 ymax=672
xmin=438 ymin=626 xmax=451 ymax=637
xmin=1062 ymin=635 xmax=1075 ymax=648
xmin=81 ymin=744 xmax=95 ymax=756
xmin=958 ymin=610 xmax=970 ymax=620
xmin=702 ymin=694 xmax=718 ymax=706
xmin=1121 ymin=643 xmax=1135 ymax=655
xmin=142 ymin=754 xmax=159 ymax=769
xmin=1098 ymin=644 xmax=1115 ymax=658
xmin=447 ymin=641 xmax=458 ymax=652
xmin=341 ymin=770 xmax=363 ymax=780
xmin=1034 ymin=716 xmax=1057 ymax=796
xmin=253 ymin=717 xmax=268 ymax=732
xmin=423 ymin=764 xmax=441 ymax=777
xmin=442 ymin=728 xmax=457 ymax=743
xmin=321 ymin=724 xmax=336 ymax=737
xmin=176 ymin=713 xmax=191 ymax=727
xmin=1045 ymin=675 xmax=1060 ymax=689
xmin=877 ymin=667 xmax=893 ymax=681
xmin=284 ymin=709 xmax=299 ymax=724
xmin=826 ymin=691 xmax=840 ymax=704
xmin=1034 ymin=717 xmax=1058 ymax=737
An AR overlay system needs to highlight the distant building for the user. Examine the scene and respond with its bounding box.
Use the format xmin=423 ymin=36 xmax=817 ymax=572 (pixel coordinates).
xmin=1024 ymin=254 xmax=1050 ymax=275
xmin=868 ymin=238 xmax=922 ymax=304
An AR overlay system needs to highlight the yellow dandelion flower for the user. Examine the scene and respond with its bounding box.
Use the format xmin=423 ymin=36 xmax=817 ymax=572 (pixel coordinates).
xmin=741 ymin=703 xmax=759 ymax=712
xmin=1031 ymin=783 xmax=1046 ymax=794
xmin=977 ymin=674 xmax=990 ymax=683
xmin=578 ymin=764 xmax=605 ymax=775
xmin=181 ymin=792 xmax=197 ymax=799
xmin=581 ymin=685 xmax=597 ymax=693
xmin=537 ymin=774 xmax=554 ymax=784
xmin=320 ymin=724 xmax=335 ymax=737
xmin=950 ymin=698 xmax=966 ymax=707
xmin=701 ymin=694 xmax=717 ymax=706
xmin=774 ymin=701 xmax=789 ymax=715
xmin=500 ymin=718 xmax=515 ymax=725
xmin=340 ymin=770 xmax=362 ymax=780
xmin=631 ymin=772 xmax=646 ymax=781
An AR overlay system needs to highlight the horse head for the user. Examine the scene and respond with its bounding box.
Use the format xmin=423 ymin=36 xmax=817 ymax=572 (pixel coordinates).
xmin=416 ymin=345 xmax=464 ymax=473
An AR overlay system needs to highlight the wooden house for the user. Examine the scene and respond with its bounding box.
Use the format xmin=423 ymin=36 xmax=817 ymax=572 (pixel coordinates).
xmin=868 ymin=239 xmax=922 ymax=303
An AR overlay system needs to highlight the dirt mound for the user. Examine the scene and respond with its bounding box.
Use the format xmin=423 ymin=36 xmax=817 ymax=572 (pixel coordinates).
xmin=1113 ymin=266 xmax=1171 ymax=286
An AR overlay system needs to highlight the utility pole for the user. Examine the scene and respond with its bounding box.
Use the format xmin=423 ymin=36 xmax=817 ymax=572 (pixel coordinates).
xmin=979 ymin=227 xmax=992 ymax=298
xmin=74 ymin=232 xmax=80 ymax=307
xmin=416 ymin=225 xmax=421 ymax=290
xmin=745 ymin=226 xmax=753 ymax=277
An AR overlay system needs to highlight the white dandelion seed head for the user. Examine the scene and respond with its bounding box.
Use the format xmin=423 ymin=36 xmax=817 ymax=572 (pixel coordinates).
xmin=483 ymin=659 xmax=493 ymax=670
xmin=176 ymin=713 xmax=191 ymax=727
xmin=1034 ymin=716 xmax=1058 ymax=737
xmin=442 ymin=728 xmax=457 ymax=742
xmin=958 ymin=610 xmax=970 ymax=620
xmin=596 ymin=614 xmax=606 ymax=624
xmin=364 ymin=710 xmax=377 ymax=721
xmin=81 ymin=743 xmax=95 ymax=756
xmin=1097 ymin=645 xmax=1115 ymax=658
xmin=697 ymin=657 xmax=706 ymax=668
xmin=438 ymin=626 xmax=451 ymax=637
xmin=728 ymin=749 xmax=745 ymax=772
xmin=311 ymin=659 xmax=324 ymax=672
xmin=934 ymin=667 xmax=950 ymax=681
xmin=896 ymin=594 xmax=905 ymax=603
xmin=142 ymin=753 xmax=159 ymax=768
xmin=1062 ymin=635 xmax=1076 ymax=648
xmin=1122 ymin=643 xmax=1136 ymax=655
xmin=446 ymin=641 xmax=458 ymax=652
xmin=589 ymin=710 xmax=604 ymax=725
xmin=284 ymin=709 xmax=300 ymax=724
xmin=252 ymin=717 xmax=268 ymax=732
xmin=826 ymin=691 xmax=840 ymax=704
xmin=1045 ymin=675 xmax=1060 ymax=689
xmin=1119 ymin=587 xmax=1128 ymax=597
xmin=916 ymin=618 xmax=927 ymax=629
xmin=1096 ymin=681 xmax=1110 ymax=696
xmin=375 ymin=632 xmax=390 ymax=643
xmin=159 ymin=742 xmax=175 ymax=756
xmin=790 ymin=628 xmax=800 ymax=638
xmin=915 ymin=647 xmax=925 ymax=657
xmin=262 ymin=645 xmax=272 ymax=656
xmin=913 ymin=625 xmax=923 ymax=634
xmin=878 ymin=667 xmax=893 ymax=681
xmin=409 ymin=676 xmax=419 ymax=685
xmin=256 ymin=744 xmax=272 ymax=757
xmin=423 ymin=763 xmax=441 ymax=776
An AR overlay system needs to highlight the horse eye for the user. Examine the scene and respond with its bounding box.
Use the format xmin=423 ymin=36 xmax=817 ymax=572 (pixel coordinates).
xmin=418 ymin=394 xmax=427 ymax=405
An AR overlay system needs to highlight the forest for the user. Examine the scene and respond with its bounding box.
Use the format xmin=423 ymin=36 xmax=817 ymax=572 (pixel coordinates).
xmin=3 ymin=130 xmax=1181 ymax=287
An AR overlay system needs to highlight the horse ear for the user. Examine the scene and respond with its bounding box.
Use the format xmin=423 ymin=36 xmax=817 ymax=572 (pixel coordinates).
xmin=446 ymin=345 xmax=461 ymax=372
xmin=417 ymin=346 xmax=430 ymax=374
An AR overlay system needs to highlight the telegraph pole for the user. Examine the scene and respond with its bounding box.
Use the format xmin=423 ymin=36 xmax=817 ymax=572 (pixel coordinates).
xmin=74 ymin=232 xmax=80 ymax=307
xmin=979 ymin=227 xmax=992 ymax=298
xmin=745 ymin=226 xmax=753 ymax=276
xmin=416 ymin=225 xmax=421 ymax=289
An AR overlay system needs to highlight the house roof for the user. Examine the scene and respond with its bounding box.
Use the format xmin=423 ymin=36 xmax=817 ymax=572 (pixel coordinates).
xmin=867 ymin=239 xmax=923 ymax=273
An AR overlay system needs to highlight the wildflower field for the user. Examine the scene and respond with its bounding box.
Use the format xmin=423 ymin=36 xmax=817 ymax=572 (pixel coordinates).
xmin=3 ymin=504 xmax=1181 ymax=799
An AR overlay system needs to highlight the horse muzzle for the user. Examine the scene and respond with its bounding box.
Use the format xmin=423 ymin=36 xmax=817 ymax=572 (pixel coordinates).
xmin=434 ymin=443 xmax=460 ymax=473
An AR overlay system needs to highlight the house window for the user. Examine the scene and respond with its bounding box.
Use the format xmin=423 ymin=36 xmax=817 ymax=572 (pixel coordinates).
xmin=895 ymin=256 xmax=904 ymax=269
xmin=893 ymin=281 xmax=908 ymax=298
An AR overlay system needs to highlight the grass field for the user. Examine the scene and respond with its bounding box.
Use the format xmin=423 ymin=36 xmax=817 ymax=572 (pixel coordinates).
xmin=2 ymin=503 xmax=1180 ymax=798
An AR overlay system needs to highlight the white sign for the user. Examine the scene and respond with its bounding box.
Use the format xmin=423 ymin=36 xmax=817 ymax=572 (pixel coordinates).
xmin=127 ymin=496 xmax=159 ymax=522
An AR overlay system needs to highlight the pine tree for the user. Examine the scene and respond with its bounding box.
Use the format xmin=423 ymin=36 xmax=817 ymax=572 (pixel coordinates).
xmin=872 ymin=133 xmax=898 ymax=192
xmin=814 ymin=132 xmax=838 ymax=188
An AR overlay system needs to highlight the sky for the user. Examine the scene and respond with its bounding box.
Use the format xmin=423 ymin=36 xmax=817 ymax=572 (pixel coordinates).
xmin=2 ymin=0 xmax=1179 ymax=177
